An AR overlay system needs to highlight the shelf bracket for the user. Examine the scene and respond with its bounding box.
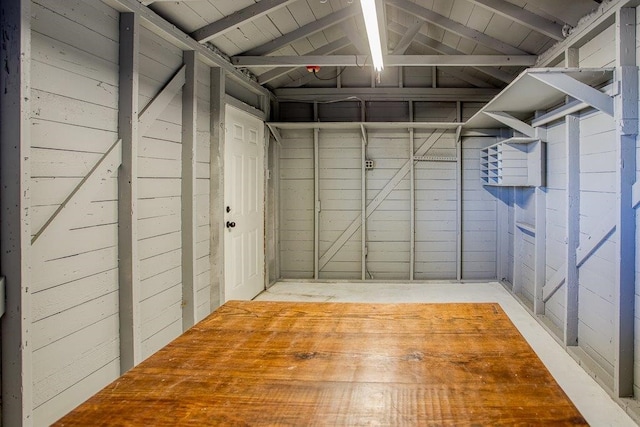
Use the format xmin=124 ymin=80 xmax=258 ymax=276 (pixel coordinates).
xmin=266 ymin=123 xmax=283 ymax=147
xmin=483 ymin=111 xmax=535 ymax=137
xmin=360 ymin=123 xmax=368 ymax=145
xmin=529 ymin=72 xmax=614 ymax=117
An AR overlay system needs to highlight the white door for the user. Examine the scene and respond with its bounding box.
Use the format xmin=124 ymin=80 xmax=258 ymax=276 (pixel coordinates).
xmin=224 ymin=105 xmax=265 ymax=301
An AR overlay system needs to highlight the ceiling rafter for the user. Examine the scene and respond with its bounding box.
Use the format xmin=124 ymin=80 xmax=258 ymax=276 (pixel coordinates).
xmin=386 ymin=0 xmax=529 ymax=55
xmin=466 ymin=0 xmax=566 ymax=41
xmin=191 ymin=0 xmax=298 ymax=44
xmin=242 ymin=4 xmax=360 ymax=56
xmin=257 ymin=36 xmax=352 ymax=85
xmin=391 ymin=21 xmax=424 ymax=55
xmin=387 ymin=21 xmax=514 ymax=84
xmin=233 ymin=55 xmax=536 ymax=67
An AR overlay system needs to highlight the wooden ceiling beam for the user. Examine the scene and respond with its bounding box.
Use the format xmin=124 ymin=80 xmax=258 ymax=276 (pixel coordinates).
xmin=191 ymin=0 xmax=298 ymax=44
xmin=391 ymin=21 xmax=424 ymax=55
xmin=387 ymin=21 xmax=514 ymax=84
xmin=386 ymin=0 xmax=528 ymax=55
xmin=242 ymin=5 xmax=359 ymax=56
xmin=273 ymin=87 xmax=499 ymax=102
xmin=233 ymin=54 xmax=537 ymax=67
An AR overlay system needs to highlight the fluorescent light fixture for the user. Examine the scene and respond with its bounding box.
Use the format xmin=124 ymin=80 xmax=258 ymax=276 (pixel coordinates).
xmin=360 ymin=0 xmax=384 ymax=72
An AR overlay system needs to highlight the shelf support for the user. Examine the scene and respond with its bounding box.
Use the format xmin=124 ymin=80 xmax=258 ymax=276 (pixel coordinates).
xmin=528 ymin=72 xmax=614 ymax=117
xmin=483 ymin=111 xmax=535 ymax=137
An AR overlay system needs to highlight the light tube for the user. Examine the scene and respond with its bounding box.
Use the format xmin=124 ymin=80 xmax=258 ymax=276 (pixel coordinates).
xmin=360 ymin=0 xmax=384 ymax=72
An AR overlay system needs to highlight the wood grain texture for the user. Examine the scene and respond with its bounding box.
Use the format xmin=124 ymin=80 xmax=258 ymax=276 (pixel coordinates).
xmin=55 ymin=301 xmax=586 ymax=426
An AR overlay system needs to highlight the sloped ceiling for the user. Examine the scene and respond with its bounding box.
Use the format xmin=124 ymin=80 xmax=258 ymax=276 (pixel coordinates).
xmin=146 ymin=0 xmax=600 ymax=94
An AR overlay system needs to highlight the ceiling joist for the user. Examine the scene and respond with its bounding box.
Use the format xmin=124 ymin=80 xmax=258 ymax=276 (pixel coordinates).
xmin=387 ymin=22 xmax=515 ymax=84
xmin=387 ymin=0 xmax=529 ymax=55
xmin=191 ymin=0 xmax=297 ymax=43
xmin=233 ymin=54 xmax=537 ymax=67
xmin=391 ymin=21 xmax=424 ymax=55
xmin=273 ymin=87 xmax=499 ymax=102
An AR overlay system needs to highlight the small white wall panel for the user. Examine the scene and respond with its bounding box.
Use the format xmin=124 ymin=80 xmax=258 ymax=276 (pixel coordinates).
xmin=461 ymin=137 xmax=498 ymax=279
xmin=414 ymin=130 xmax=457 ymax=279
xmin=578 ymin=109 xmax=617 ymax=377
xmin=279 ymin=130 xmax=315 ymax=278
xmin=367 ymin=131 xmax=411 ymax=280
xmin=318 ymin=130 xmax=362 ymax=279
xmin=579 ymin=24 xmax=616 ymax=68
xmin=29 ymin=0 xmax=121 ymax=424
xmin=544 ymin=120 xmax=569 ymax=331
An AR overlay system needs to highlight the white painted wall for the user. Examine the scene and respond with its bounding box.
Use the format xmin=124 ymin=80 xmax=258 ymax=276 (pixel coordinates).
xmin=497 ymin=20 xmax=624 ymax=395
xmin=24 ymin=1 xmax=216 ymax=423
xmin=277 ymin=129 xmax=498 ymax=280
xmin=30 ymin=0 xmax=120 ymax=423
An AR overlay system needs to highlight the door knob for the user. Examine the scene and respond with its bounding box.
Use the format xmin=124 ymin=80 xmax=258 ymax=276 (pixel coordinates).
xmin=226 ymin=221 xmax=236 ymax=229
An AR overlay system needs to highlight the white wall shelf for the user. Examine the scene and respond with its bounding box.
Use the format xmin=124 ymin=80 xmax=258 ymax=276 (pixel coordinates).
xmin=465 ymin=67 xmax=614 ymax=130
xmin=481 ymin=138 xmax=545 ymax=187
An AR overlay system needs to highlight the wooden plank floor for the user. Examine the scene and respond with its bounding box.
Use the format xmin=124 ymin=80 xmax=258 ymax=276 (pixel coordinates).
xmin=55 ymin=301 xmax=587 ymax=426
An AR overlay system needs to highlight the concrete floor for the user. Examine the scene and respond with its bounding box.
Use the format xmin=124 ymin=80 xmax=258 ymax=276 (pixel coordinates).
xmin=255 ymin=281 xmax=637 ymax=426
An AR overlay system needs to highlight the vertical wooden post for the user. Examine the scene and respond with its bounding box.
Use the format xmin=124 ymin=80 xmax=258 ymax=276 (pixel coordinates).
xmin=564 ymin=113 xmax=580 ymax=345
xmin=210 ymin=67 xmax=226 ymax=306
xmin=274 ymin=139 xmax=281 ymax=280
xmin=613 ymin=7 xmax=637 ymax=398
xmin=512 ymin=187 xmax=522 ymax=296
xmin=361 ymin=125 xmax=367 ymax=280
xmin=409 ymin=128 xmax=415 ymax=280
xmin=456 ymin=102 xmax=463 ymax=281
xmin=181 ymin=50 xmax=197 ymax=330
xmin=118 ymin=11 xmax=141 ymax=373
xmin=533 ymin=112 xmax=547 ymax=315
xmin=314 ymin=128 xmax=320 ymax=279
xmin=431 ymin=66 xmax=437 ymax=88
xmin=563 ymin=48 xmax=580 ymax=345
xmin=0 ymin=0 xmax=33 ymax=423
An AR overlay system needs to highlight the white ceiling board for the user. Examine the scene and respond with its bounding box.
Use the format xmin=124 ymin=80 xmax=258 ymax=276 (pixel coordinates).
xmin=149 ymin=2 xmax=209 ymax=33
xmin=432 ymin=0 xmax=455 ymax=19
xmin=483 ymin=15 xmax=530 ymax=52
xmin=518 ymin=31 xmax=554 ymax=56
xmin=449 ymin=0 xmax=474 ymax=27
xmin=213 ymin=33 xmax=242 ymax=55
xmin=186 ymin=1 xmax=226 ymax=23
xmin=307 ymin=32 xmax=331 ymax=50
xmin=523 ymin=0 xmax=598 ymax=27
xmin=287 ymin=0 xmax=317 ymax=27
xmin=290 ymin=38 xmax=315 ymax=55
xmin=267 ymin=6 xmax=299 ymax=38
xmin=465 ymin=5 xmax=493 ymax=34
